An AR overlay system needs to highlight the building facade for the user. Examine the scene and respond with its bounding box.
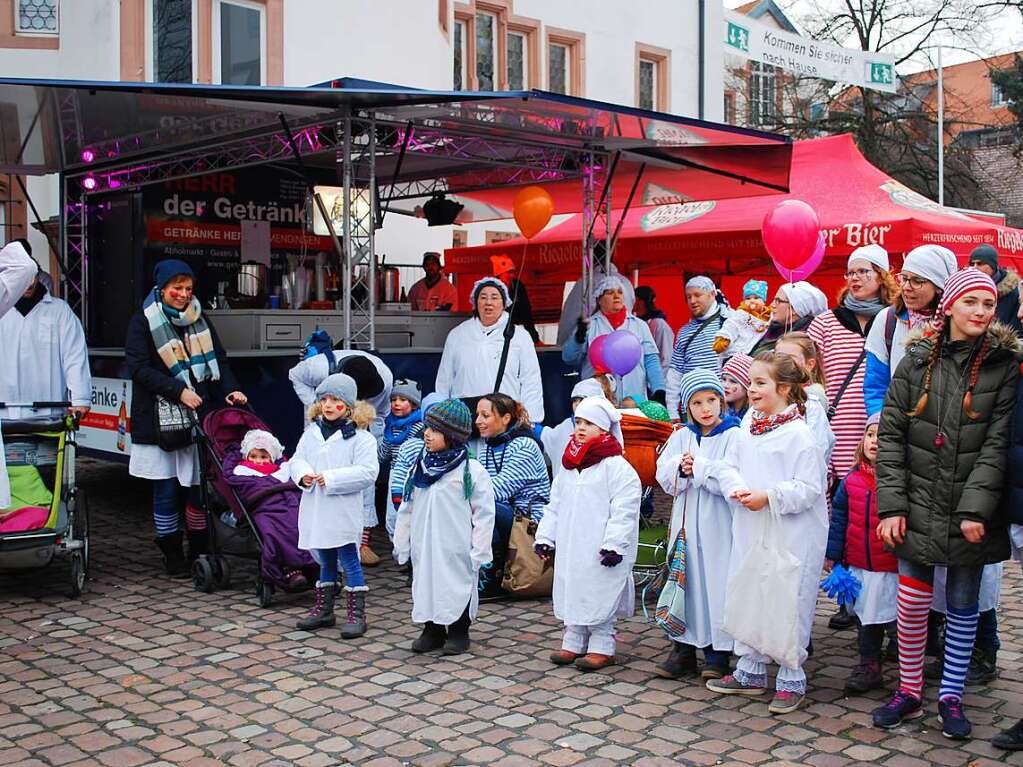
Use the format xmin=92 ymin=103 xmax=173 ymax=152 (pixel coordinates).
xmin=0 ymin=0 xmax=724 ymax=278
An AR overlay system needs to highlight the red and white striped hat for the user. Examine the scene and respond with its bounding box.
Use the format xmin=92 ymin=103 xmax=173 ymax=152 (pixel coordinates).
xmin=932 ymin=267 xmax=997 ymax=331
xmin=721 ymin=353 xmax=754 ymax=389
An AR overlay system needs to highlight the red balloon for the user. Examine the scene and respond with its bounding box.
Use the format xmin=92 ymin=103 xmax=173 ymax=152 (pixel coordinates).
xmin=588 ymin=334 xmax=609 ymax=372
xmin=513 ymin=186 xmax=554 ymax=239
xmin=773 ymin=232 xmax=826 ymax=281
xmin=762 ymin=200 xmax=820 ymax=270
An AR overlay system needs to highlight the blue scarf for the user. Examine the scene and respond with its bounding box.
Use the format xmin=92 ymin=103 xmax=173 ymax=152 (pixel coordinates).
xmin=404 ymin=444 xmax=473 ymax=502
xmin=318 ymin=417 xmax=355 ymax=442
xmin=685 ymin=414 xmax=740 ymax=444
xmin=384 ymin=409 xmax=423 ymax=445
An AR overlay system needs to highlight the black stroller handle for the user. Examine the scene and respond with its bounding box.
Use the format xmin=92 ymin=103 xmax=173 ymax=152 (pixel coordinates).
xmin=0 ymin=401 xmax=73 ymax=409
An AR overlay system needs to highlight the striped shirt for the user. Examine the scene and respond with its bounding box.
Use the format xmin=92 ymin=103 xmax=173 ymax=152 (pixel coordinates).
xmin=807 ymin=309 xmax=871 ymax=478
xmin=669 ymin=311 xmax=725 ymax=376
xmin=481 ymin=434 xmax=551 ymax=522
xmin=377 ymin=421 xmax=426 ymax=467
xmin=389 ymin=437 xmax=424 ymax=508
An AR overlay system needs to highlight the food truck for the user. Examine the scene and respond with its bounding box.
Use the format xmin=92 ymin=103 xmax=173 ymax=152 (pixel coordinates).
xmin=0 ymin=77 xmax=792 ymax=455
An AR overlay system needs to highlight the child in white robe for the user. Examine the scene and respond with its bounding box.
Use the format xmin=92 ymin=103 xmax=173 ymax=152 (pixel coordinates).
xmin=540 ymin=377 xmax=608 ymax=479
xmin=696 ymin=352 xmax=828 ymax=714
xmin=393 ymin=398 xmax=495 ymax=656
xmin=654 ymin=369 xmax=740 ymax=680
xmin=535 ymin=397 xmax=641 ymax=671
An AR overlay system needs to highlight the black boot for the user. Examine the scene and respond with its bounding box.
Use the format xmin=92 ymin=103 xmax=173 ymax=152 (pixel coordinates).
xmin=993 ymin=718 xmax=1023 ymax=750
xmin=828 ymin=604 xmax=857 ymax=631
xmin=411 ymin=622 xmax=447 ymax=653
xmin=186 ymin=529 xmax=209 ymax=564
xmin=297 ymin=582 xmax=337 ymax=631
xmin=340 ymin=587 xmax=368 ymax=639
xmin=926 ymin=610 xmax=945 ymax=656
xmin=154 ymin=531 xmax=189 ymax=578
xmin=654 ymin=641 xmax=697 ymax=679
xmin=442 ymin=605 xmax=471 ymax=655
xmin=965 ymin=646 xmax=998 ymax=686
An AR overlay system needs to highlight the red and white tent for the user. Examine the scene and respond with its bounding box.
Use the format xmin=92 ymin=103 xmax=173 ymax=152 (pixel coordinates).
xmin=445 ymin=133 xmax=1023 ymax=324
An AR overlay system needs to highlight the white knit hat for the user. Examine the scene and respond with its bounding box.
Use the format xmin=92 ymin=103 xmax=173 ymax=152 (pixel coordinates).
xmin=902 ymin=245 xmax=958 ymax=290
xmin=574 ymin=396 xmax=624 ymax=446
xmin=571 ymin=378 xmax=606 ymax=400
xmin=847 ymin=244 xmax=890 ymax=272
xmin=240 ymin=429 xmax=284 ymax=463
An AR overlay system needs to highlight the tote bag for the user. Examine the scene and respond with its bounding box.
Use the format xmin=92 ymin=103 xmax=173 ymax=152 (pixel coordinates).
xmin=501 ymin=512 xmax=554 ymax=598
xmin=653 ymin=487 xmax=687 ymax=639
xmin=722 ymin=508 xmax=802 ymax=669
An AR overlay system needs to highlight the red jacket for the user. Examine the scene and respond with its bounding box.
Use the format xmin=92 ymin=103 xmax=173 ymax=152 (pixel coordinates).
xmin=826 ymin=464 xmax=897 ymax=573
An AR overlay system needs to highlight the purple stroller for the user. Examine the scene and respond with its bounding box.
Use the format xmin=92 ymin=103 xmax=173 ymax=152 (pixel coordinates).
xmin=195 ymin=407 xmax=314 ymax=607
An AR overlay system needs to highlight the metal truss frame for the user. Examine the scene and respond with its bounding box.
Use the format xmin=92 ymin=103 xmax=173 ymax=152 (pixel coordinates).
xmin=61 ymin=104 xmax=611 ymax=341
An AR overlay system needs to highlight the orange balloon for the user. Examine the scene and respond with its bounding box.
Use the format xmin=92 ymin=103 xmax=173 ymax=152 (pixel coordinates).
xmin=513 ymin=186 xmax=554 ymax=239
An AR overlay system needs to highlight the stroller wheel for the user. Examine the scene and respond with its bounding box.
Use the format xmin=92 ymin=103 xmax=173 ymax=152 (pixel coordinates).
xmin=69 ymin=553 xmax=86 ymax=598
xmin=256 ymin=580 xmax=274 ymax=607
xmin=69 ymin=490 xmax=90 ymax=598
xmin=192 ymin=557 xmax=216 ymax=594
xmin=213 ymin=556 xmax=231 ymax=589
xmin=256 ymin=580 xmax=274 ymax=608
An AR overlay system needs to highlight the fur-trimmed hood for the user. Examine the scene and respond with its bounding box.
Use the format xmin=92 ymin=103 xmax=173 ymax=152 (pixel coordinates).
xmin=904 ymin=320 xmax=1022 ymax=366
xmin=998 ymin=268 xmax=1020 ymax=298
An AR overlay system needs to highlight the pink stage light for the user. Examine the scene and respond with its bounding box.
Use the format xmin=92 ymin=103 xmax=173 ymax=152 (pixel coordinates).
xmin=80 ymin=148 xmax=96 ymax=163
xmin=82 ymin=175 xmax=98 ymax=191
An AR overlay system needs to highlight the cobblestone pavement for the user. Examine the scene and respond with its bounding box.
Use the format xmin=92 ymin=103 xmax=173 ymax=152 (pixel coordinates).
xmin=2 ymin=458 xmax=1023 ymax=767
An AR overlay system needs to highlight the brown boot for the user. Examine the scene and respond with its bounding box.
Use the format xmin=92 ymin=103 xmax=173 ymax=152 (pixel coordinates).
xmin=575 ymin=653 xmax=616 ymax=671
xmin=549 ymin=649 xmax=581 ymax=666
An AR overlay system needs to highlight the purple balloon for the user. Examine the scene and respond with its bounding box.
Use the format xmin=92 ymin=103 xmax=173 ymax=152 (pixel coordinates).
xmin=602 ymin=329 xmax=643 ymax=377
xmin=773 ymin=231 xmax=825 ymax=281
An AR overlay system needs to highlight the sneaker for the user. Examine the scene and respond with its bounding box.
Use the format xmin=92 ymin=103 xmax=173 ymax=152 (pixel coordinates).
xmin=769 ymin=690 xmax=804 ymax=714
xmin=992 ymin=718 xmax=1023 ymax=751
xmin=701 ymin=663 xmax=729 ymax=680
xmin=706 ymin=674 xmax=768 ymax=696
xmin=938 ymin=697 xmax=972 ymax=740
xmin=872 ymin=690 xmax=924 ymax=729
xmin=828 ymin=604 xmax=857 ymax=631
xmin=965 ymin=646 xmax=998 ymax=686
xmin=845 ymin=660 xmax=884 ymax=694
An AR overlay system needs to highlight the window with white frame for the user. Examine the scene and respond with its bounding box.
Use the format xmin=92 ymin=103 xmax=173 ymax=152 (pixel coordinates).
xmin=548 ymin=43 xmax=570 ymax=95
xmin=475 ymin=11 xmax=497 ymax=90
xmin=992 ymin=79 xmax=1009 ymax=108
xmin=213 ymin=0 xmax=265 ymax=86
xmin=507 ymin=30 xmax=528 ymax=90
xmin=16 ymin=0 xmax=58 ymax=35
xmin=454 ymin=19 xmax=467 ymax=89
xmin=638 ymin=59 xmax=657 ymax=110
xmin=750 ymin=61 xmax=777 ymax=126
xmin=147 ymin=0 xmax=195 ymax=83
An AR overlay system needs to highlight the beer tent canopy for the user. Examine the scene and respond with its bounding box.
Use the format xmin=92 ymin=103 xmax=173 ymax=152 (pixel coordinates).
xmin=445 ymin=133 xmax=1023 ymax=278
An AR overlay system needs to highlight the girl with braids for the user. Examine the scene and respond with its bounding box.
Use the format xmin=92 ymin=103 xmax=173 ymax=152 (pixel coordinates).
xmin=691 ymin=353 xmax=828 ymax=714
xmin=873 ymin=268 xmax=1019 ymax=740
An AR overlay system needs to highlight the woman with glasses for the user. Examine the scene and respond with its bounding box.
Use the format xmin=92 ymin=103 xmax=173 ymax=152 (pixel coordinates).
xmin=749 ymin=281 xmax=828 ymax=356
xmin=863 ymin=245 xmax=958 ymax=417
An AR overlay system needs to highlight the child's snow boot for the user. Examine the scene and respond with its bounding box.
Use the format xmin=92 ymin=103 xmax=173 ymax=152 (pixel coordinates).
xmin=297 ymin=581 xmax=337 ymax=630
xmin=411 ymin=622 xmax=446 ymax=653
xmin=442 ymin=605 xmax=471 ymax=655
xmin=340 ymin=586 xmax=368 ymax=638
xmin=845 ymin=658 xmax=883 ymax=693
xmin=654 ymin=641 xmax=697 ymax=679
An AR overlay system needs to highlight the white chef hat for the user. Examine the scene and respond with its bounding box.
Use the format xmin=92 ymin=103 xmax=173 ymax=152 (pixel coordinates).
xmin=782 ymin=281 xmax=828 ymax=319
xmin=240 ymin=429 xmax=285 ymax=463
xmin=574 ymin=396 xmax=624 ymax=446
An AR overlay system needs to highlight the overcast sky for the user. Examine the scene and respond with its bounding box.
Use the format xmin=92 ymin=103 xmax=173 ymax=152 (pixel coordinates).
xmin=723 ymin=0 xmax=1023 ymax=72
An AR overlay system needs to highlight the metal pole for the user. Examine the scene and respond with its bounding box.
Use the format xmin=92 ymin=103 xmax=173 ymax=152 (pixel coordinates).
xmin=341 ymin=114 xmax=353 ymax=348
xmin=937 ymin=45 xmax=944 ymax=207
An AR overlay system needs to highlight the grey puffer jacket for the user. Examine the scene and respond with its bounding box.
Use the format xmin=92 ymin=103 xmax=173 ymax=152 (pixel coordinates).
xmin=876 ymin=321 xmax=1020 ymax=567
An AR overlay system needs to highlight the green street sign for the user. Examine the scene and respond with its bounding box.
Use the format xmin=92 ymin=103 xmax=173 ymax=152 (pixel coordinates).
xmin=726 ymin=21 xmax=749 ymax=53
xmin=869 ymin=62 xmax=893 ymax=85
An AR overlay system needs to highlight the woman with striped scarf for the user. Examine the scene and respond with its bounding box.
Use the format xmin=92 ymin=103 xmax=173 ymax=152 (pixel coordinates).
xmin=125 ymin=260 xmax=247 ymax=577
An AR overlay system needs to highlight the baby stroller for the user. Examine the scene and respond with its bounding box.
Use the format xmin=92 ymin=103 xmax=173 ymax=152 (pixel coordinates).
xmin=194 ymin=407 xmax=302 ymax=607
xmin=0 ymin=401 xmax=89 ymax=597
xmin=621 ymin=414 xmax=673 ymax=588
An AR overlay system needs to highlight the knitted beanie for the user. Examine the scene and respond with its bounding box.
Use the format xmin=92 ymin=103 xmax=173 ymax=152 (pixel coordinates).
xmin=848 ymin=244 xmax=890 ymax=272
xmin=391 ymin=378 xmax=422 ymax=408
xmin=679 ymin=369 xmax=725 ymax=413
xmin=240 ymin=429 xmax=284 ymax=462
xmin=425 ymin=398 xmax=473 ymax=444
xmin=721 ymin=353 xmax=754 ymax=389
xmin=742 ymin=279 xmax=768 ymax=302
xmin=970 ymin=244 xmax=999 ymax=272
xmin=470 ymin=276 xmax=512 ymax=308
xmin=933 ymin=267 xmax=997 ymax=331
xmin=153 ymin=258 xmax=194 ymax=289
xmin=315 ymin=373 xmax=357 ymax=409
xmin=866 ymin=411 xmax=881 ymax=429
xmin=902 ymin=245 xmax=958 ymax=291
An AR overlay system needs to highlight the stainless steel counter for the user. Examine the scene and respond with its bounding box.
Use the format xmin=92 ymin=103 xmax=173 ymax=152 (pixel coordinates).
xmin=204 ymin=308 xmax=470 ymax=352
